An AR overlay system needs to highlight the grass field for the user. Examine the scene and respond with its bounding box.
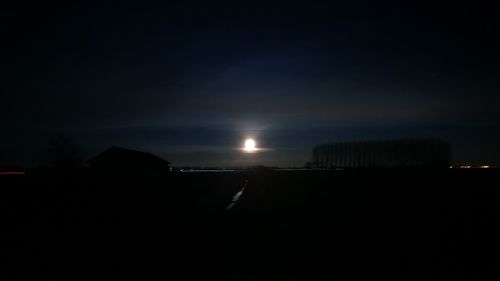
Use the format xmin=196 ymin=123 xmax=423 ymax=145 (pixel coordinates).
xmin=2 ymin=169 xmax=500 ymax=280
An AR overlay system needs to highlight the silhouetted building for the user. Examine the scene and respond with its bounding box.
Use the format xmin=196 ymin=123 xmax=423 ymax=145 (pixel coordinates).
xmin=312 ymin=139 xmax=451 ymax=168
xmin=88 ymin=147 xmax=170 ymax=172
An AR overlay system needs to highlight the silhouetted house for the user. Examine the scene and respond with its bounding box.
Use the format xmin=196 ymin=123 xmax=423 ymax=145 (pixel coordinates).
xmin=312 ymin=139 xmax=451 ymax=169
xmin=88 ymin=147 xmax=170 ymax=173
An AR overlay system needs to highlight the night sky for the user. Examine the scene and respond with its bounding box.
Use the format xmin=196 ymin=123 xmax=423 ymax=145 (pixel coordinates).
xmin=1 ymin=1 xmax=499 ymax=167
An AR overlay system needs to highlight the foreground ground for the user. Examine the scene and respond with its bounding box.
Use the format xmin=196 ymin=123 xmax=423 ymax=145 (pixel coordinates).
xmin=2 ymin=169 xmax=500 ymax=280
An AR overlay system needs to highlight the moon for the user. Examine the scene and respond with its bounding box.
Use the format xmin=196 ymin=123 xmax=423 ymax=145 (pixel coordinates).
xmin=243 ymin=138 xmax=257 ymax=153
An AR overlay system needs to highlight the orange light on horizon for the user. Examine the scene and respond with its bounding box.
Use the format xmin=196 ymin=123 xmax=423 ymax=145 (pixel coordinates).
xmin=0 ymin=171 xmax=25 ymax=175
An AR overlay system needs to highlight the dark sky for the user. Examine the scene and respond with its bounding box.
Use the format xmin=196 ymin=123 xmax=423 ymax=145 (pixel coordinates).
xmin=1 ymin=0 xmax=499 ymax=167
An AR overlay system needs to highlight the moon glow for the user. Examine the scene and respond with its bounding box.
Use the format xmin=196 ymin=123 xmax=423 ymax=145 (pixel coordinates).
xmin=243 ymin=138 xmax=257 ymax=153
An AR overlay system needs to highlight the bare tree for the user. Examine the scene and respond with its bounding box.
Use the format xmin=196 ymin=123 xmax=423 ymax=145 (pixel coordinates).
xmin=48 ymin=134 xmax=82 ymax=170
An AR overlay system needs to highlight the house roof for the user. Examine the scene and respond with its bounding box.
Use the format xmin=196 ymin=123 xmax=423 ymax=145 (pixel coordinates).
xmin=88 ymin=147 xmax=170 ymax=169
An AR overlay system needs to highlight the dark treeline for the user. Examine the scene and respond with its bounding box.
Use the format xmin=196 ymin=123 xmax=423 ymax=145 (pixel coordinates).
xmin=312 ymin=139 xmax=451 ymax=169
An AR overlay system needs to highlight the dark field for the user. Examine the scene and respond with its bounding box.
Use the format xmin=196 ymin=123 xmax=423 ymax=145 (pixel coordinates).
xmin=3 ymin=169 xmax=500 ymax=280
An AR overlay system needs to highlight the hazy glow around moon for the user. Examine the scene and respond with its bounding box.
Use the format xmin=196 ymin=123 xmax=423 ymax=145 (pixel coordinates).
xmin=243 ymin=138 xmax=257 ymax=153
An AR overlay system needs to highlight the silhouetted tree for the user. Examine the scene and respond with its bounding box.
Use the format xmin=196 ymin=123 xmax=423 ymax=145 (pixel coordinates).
xmin=48 ymin=134 xmax=82 ymax=170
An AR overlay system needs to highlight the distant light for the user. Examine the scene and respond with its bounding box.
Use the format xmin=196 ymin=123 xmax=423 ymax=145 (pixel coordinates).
xmin=480 ymin=165 xmax=490 ymax=169
xmin=243 ymin=138 xmax=257 ymax=153
xmin=0 ymin=171 xmax=25 ymax=175
xmin=459 ymin=165 xmax=472 ymax=169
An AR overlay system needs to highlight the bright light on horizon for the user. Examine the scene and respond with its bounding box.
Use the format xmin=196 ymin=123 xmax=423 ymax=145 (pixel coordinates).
xmin=243 ymin=138 xmax=257 ymax=153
